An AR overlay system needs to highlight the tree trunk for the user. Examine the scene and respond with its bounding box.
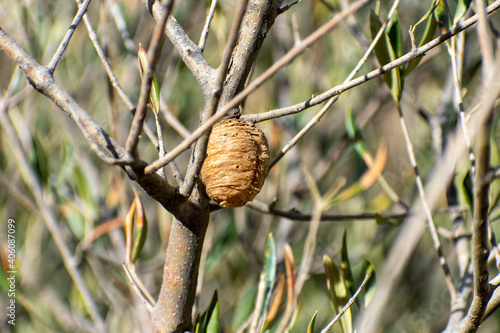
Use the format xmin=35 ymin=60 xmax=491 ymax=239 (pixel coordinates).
xmin=152 ymin=210 xmax=210 ymax=332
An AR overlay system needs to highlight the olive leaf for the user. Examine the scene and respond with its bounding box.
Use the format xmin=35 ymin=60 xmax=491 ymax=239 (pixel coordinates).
xmin=369 ymin=9 xmax=402 ymax=102
xmin=131 ymin=188 xmax=148 ymax=263
xmin=138 ymin=43 xmax=160 ymax=116
xmin=307 ymin=311 xmax=318 ymax=333
xmin=125 ymin=188 xmax=149 ymax=264
xmin=324 ymin=255 xmax=352 ymax=333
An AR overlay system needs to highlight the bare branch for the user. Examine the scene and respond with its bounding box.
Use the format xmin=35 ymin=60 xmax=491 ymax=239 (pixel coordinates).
xmin=75 ymin=0 xmax=160 ymax=149
xmin=218 ymin=0 xmax=283 ymax=114
xmin=322 ymin=271 xmax=373 ymax=333
xmin=459 ymin=1 xmax=496 ymax=330
xmin=122 ymin=262 xmax=155 ymax=313
xmin=460 ymin=109 xmax=493 ymax=332
xmin=144 ymin=0 xmax=216 ymax=99
xmin=198 ymin=0 xmax=218 ymax=52
xmin=47 ymin=0 xmax=92 ymax=72
xmin=126 ymin=1 xmax=173 ymax=165
xmin=245 ymin=199 xmax=464 ymax=222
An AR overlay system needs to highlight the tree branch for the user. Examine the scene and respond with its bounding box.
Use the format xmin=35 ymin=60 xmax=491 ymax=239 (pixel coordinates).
xmin=244 ymin=200 xmax=464 ymax=222
xmin=241 ymin=0 xmax=500 ymax=123
xmin=460 ymin=106 xmax=493 ymax=332
xmin=151 ymin=215 xmax=210 ymax=333
xmin=143 ymin=0 xmax=216 ymax=101
xmin=144 ymin=0 xmax=372 ymax=175
xmin=126 ymin=1 xmax=173 ymax=165
xmin=0 ymin=26 xmax=188 ymax=220
xmin=47 ymin=0 xmax=92 ymax=72
xmin=0 ymin=27 xmax=130 ymax=164
xmin=180 ymin=0 xmax=249 ymax=197
xmin=218 ymin=0 xmax=282 ymax=116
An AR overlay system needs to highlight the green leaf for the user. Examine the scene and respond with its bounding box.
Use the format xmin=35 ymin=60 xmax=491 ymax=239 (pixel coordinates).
xmin=340 ymin=230 xmax=356 ymax=299
xmin=195 ymin=312 xmax=206 ymax=333
xmin=387 ymin=12 xmax=404 ymax=72
xmin=206 ymin=290 xmax=219 ymax=333
xmin=345 ymin=108 xmax=369 ymax=160
xmin=369 ymin=9 xmax=401 ymax=102
xmin=324 ymin=255 xmax=352 ymax=333
xmin=434 ymin=0 xmax=452 ymax=32
xmin=462 ymin=169 xmax=473 ymax=212
xmin=414 ymin=0 xmax=440 ymax=28
xmin=54 ymin=142 xmax=74 ymax=188
xmin=454 ymin=0 xmax=472 ymax=26
xmin=62 ymin=205 xmax=85 ymax=239
xmin=131 ymin=190 xmax=148 ymax=263
xmin=345 ymin=107 xmax=358 ymax=141
xmin=253 ymin=233 xmax=277 ymax=330
xmin=307 ymin=311 xmax=318 ymax=333
xmin=231 ymin=284 xmax=257 ymax=331
xmin=73 ymin=166 xmax=94 ymax=207
xmin=30 ymin=136 xmax=49 ymax=187
xmin=261 ymin=233 xmax=277 ymax=313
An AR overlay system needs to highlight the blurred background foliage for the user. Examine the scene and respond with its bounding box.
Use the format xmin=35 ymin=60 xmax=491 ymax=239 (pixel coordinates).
xmin=1 ymin=0 xmax=500 ymax=332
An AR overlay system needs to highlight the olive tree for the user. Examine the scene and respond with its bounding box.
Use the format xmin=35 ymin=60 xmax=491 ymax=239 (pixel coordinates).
xmin=1 ymin=0 xmax=500 ymax=332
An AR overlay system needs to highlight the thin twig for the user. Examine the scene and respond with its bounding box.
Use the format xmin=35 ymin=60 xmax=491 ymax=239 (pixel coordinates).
xmin=484 ymin=167 xmax=500 ymax=183
xmin=160 ymin=100 xmax=191 ymax=139
xmin=76 ymin=0 xmax=133 ymax=112
xmin=396 ymin=100 xmax=457 ymax=297
xmin=269 ymin=0 xmax=401 ymax=169
xmin=245 ymin=198 xmax=465 ymax=222
xmin=108 ymin=0 xmax=138 ymax=53
xmin=47 ymin=0 xmax=92 ymax=72
xmin=126 ymin=0 xmax=173 ymax=165
xmin=241 ymin=0 xmax=500 ymax=123
xmin=144 ymin=0 xmax=372 ymax=174
xmin=450 ymin=33 xmax=477 ymax=173
xmin=154 ymin=114 xmax=167 ymax=178
xmin=322 ymin=271 xmax=373 ymax=333
xmin=75 ymin=0 xmax=160 ymax=150
xmin=145 ymin=0 xmax=216 ymax=96
xmin=461 ymin=1 xmax=496 ymax=328
xmin=122 ymin=262 xmax=155 ymax=313
xmin=487 ymin=219 xmax=500 ymax=271
xmin=180 ymin=0 xmax=249 ymax=196
xmin=198 ymin=0 xmax=218 ymax=52
xmin=293 ymin=172 xmax=331 ymax=295
xmin=461 ymin=102 xmax=493 ymax=332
